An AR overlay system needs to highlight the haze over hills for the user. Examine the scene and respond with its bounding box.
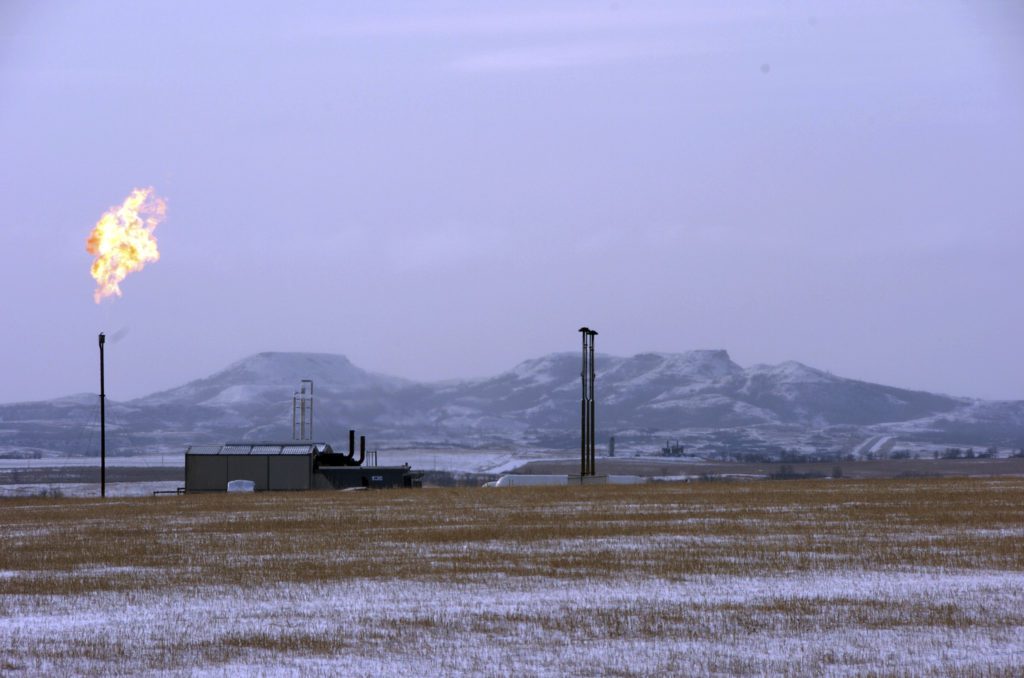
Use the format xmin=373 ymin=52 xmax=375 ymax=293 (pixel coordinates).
xmin=1 ymin=351 xmax=1022 ymax=458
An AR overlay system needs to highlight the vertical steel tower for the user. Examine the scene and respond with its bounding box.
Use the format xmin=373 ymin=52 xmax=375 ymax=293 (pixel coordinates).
xmin=579 ymin=327 xmax=598 ymax=476
xmin=292 ymin=379 xmax=314 ymax=441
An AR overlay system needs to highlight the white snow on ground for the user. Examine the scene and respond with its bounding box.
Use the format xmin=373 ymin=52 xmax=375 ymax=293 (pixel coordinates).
xmin=0 ymin=453 xmax=184 ymax=469
xmin=853 ymin=436 xmax=880 ymax=457
xmin=744 ymin=361 xmax=832 ymax=385
xmin=481 ymin=456 xmax=550 ymax=475
xmin=0 ymin=481 xmax=181 ymax=498
xmin=869 ymin=436 xmax=894 ymax=454
xmin=0 ymin=449 xmax=554 ymax=495
xmin=850 ymin=435 xmax=896 ymax=458
xmin=2 ymin=479 xmax=1022 ymax=675
xmin=199 ymin=384 xmax=279 ymax=407
xmin=506 ymin=355 xmax=564 ymax=385
xmin=1 ymin=571 xmax=1021 ymax=676
xmin=373 ymin=449 xmax=555 ymax=474
xmin=0 ymin=450 xmax=533 ymax=484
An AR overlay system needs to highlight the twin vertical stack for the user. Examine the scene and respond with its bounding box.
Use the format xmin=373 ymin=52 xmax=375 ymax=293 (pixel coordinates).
xmin=579 ymin=327 xmax=597 ymax=477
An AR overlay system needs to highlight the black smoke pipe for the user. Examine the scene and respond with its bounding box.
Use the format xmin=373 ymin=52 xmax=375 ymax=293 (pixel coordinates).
xmin=348 ymin=429 xmax=355 ymax=461
xmin=356 ymin=435 xmax=366 ymax=466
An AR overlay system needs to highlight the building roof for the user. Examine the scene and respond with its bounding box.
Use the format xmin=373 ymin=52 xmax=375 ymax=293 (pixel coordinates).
xmin=186 ymin=442 xmax=333 ymax=456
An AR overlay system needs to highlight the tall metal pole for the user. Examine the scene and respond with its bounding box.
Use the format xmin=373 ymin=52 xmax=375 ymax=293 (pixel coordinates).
xmin=589 ymin=330 xmax=597 ymax=476
xmin=292 ymin=392 xmax=298 ymax=440
xmin=98 ymin=332 xmax=106 ymax=498
xmin=579 ymin=327 xmax=589 ymax=477
xmin=302 ymin=379 xmax=313 ymax=441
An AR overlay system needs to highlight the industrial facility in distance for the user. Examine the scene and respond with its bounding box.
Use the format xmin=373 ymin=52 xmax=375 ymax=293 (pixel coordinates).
xmin=183 ymin=381 xmax=421 ymax=492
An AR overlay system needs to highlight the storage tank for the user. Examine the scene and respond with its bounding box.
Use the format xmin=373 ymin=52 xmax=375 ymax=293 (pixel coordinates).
xmin=493 ymin=474 xmax=569 ymax=487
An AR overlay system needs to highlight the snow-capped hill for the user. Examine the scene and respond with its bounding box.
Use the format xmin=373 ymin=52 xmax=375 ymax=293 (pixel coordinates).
xmin=49 ymin=393 xmax=101 ymax=407
xmin=229 ymin=351 xmax=355 ymax=380
xmin=505 ymin=352 xmax=581 ymax=387
xmin=661 ymin=350 xmax=742 ymax=380
xmin=208 ymin=351 xmax=403 ymax=390
xmin=604 ymin=350 xmax=741 ymax=388
xmin=137 ymin=352 xmax=407 ymax=407
xmin=894 ymin=399 xmax=1024 ymax=443
xmin=722 ymin=362 xmax=965 ymax=426
xmin=198 ymin=385 xmax=286 ymax=407
xmin=744 ymin=361 xmax=834 ymax=385
xmin=469 ymin=351 xmax=743 ymax=412
xmin=1 ymin=349 xmax=1022 ymax=455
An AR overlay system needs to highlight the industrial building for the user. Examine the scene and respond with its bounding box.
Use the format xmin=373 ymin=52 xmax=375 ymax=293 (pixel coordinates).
xmin=183 ymin=379 xmax=422 ymax=493
xmin=185 ymin=429 xmax=421 ymax=492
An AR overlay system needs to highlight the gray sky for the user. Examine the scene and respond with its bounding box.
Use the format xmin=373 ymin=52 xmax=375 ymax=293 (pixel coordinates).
xmin=2 ymin=1 xmax=1022 ymax=403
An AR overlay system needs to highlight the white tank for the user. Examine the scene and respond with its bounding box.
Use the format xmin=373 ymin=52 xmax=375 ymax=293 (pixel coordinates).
xmin=227 ymin=479 xmax=255 ymax=492
xmin=493 ymin=474 xmax=568 ymax=487
xmin=607 ymin=475 xmax=646 ymax=485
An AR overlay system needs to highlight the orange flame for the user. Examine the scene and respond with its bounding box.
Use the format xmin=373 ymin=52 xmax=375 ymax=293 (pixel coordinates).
xmin=86 ymin=188 xmax=166 ymax=303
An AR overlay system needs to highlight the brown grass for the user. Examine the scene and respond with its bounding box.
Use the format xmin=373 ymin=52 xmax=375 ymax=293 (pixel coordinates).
xmin=1 ymin=479 xmax=1022 ymax=596
xmin=1 ymin=479 xmax=1022 ymax=675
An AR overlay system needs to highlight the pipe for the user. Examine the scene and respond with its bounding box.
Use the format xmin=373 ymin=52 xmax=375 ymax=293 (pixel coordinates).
xmin=299 ymin=379 xmax=313 ymax=441
xmin=99 ymin=332 xmax=106 ymax=498
xmin=348 ymin=429 xmax=355 ymax=461
xmin=579 ymin=327 xmax=589 ymax=477
xmin=589 ymin=330 xmax=597 ymax=476
xmin=589 ymin=398 xmax=596 ymax=476
xmin=356 ymin=435 xmax=366 ymax=466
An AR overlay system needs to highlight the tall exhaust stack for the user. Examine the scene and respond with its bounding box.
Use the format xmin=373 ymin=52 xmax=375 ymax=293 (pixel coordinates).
xmin=589 ymin=329 xmax=596 ymax=475
xmin=578 ymin=327 xmax=597 ymax=476
xmin=580 ymin=328 xmax=588 ymax=476
xmin=98 ymin=332 xmax=106 ymax=498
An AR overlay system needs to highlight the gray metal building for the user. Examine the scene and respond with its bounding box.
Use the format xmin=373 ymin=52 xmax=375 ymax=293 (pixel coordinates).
xmin=184 ymin=442 xmax=421 ymax=492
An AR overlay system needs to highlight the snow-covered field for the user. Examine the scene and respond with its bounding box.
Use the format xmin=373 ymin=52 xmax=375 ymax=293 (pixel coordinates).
xmin=0 ymin=449 xmax=546 ymax=476
xmin=0 ymin=453 xmax=186 ymax=498
xmin=4 ymin=572 xmax=1020 ymax=676
xmin=1 ymin=479 xmax=1022 ymax=676
xmin=379 ymin=447 xmax=569 ymax=475
xmin=0 ymin=453 xmax=184 ymax=469
xmin=0 ymin=481 xmax=181 ymax=498
xmin=0 ymin=449 xmax=550 ymax=497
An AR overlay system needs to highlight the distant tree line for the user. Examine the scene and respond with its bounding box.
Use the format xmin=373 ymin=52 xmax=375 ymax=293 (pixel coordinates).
xmin=932 ymin=447 xmax=1000 ymax=460
xmin=729 ymin=449 xmax=849 ymax=464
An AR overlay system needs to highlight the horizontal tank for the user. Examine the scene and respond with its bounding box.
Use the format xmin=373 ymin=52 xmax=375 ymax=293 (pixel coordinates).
xmin=493 ymin=474 xmax=568 ymax=487
xmin=607 ymin=475 xmax=646 ymax=484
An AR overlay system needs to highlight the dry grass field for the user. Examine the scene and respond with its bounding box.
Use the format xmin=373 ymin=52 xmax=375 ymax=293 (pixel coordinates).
xmin=1 ymin=479 xmax=1023 ymax=676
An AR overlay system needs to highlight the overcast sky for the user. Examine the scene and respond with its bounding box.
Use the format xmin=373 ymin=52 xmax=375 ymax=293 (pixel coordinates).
xmin=1 ymin=1 xmax=1022 ymax=403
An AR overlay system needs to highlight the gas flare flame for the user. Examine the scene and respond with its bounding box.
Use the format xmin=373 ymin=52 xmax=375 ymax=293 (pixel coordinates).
xmin=86 ymin=187 xmax=166 ymax=303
